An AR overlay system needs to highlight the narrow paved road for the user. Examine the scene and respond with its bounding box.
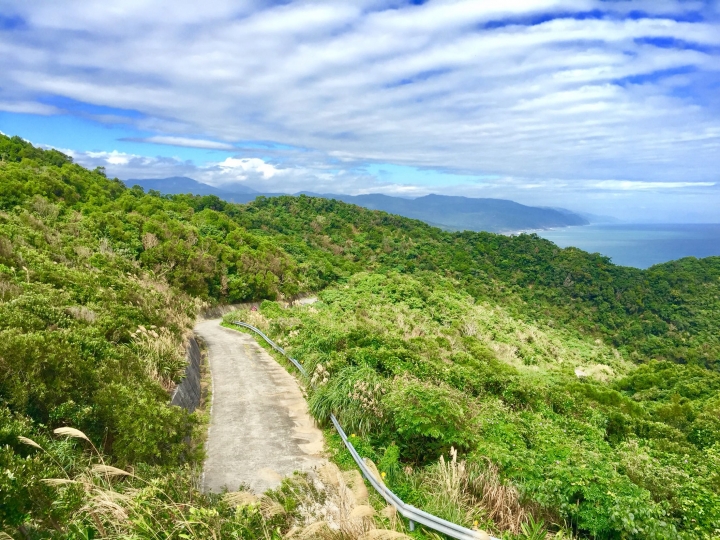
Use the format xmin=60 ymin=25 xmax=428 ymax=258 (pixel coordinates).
xmin=196 ymin=319 xmax=326 ymax=494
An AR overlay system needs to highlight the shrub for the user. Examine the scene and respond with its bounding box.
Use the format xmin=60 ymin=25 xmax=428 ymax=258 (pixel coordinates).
xmin=383 ymin=378 xmax=475 ymax=460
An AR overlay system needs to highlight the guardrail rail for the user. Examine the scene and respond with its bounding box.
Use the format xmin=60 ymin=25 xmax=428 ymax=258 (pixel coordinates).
xmin=232 ymin=320 xmax=498 ymax=540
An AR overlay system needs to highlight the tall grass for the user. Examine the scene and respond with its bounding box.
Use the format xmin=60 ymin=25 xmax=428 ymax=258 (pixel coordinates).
xmin=416 ymin=448 xmax=551 ymax=538
xmin=17 ymin=427 xmax=414 ymax=540
xmin=130 ymin=325 xmax=187 ymax=390
xmin=309 ymin=366 xmax=387 ymax=436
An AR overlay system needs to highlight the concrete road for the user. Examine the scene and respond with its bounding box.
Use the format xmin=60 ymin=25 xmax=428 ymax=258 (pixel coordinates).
xmin=196 ymin=319 xmax=326 ymax=494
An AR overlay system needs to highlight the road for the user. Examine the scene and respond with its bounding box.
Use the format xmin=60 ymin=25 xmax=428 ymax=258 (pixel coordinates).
xmin=195 ymin=319 xmax=326 ymax=494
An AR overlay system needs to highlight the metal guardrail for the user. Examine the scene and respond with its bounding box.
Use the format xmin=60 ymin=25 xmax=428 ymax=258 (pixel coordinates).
xmin=232 ymin=320 xmax=497 ymax=540
xmin=232 ymin=321 xmax=307 ymax=376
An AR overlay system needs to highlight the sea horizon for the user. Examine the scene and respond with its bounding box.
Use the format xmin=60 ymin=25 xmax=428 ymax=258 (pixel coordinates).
xmin=529 ymin=223 xmax=720 ymax=269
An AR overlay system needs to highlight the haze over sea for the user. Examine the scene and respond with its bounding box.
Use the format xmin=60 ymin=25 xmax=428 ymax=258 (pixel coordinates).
xmin=536 ymin=224 xmax=720 ymax=269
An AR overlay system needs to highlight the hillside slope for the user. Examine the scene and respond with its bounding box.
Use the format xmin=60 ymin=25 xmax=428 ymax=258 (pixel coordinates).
xmin=1 ymin=134 xmax=719 ymax=539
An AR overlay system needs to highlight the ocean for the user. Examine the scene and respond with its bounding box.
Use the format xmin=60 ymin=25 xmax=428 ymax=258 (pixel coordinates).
xmin=534 ymin=223 xmax=720 ymax=269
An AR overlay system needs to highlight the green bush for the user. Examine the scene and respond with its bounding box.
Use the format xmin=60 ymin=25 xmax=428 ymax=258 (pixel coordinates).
xmin=383 ymin=378 xmax=475 ymax=460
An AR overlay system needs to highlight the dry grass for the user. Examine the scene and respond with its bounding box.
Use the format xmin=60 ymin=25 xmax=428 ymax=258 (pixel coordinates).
xmin=358 ymin=531 xmax=411 ymax=540
xmin=130 ymin=325 xmax=187 ymax=390
xmin=468 ymin=461 xmax=529 ymax=535
xmin=343 ymin=470 xmax=369 ymax=506
xmin=223 ymin=491 xmax=258 ymax=508
xmin=241 ymin=308 xmax=271 ymax=331
xmin=73 ymin=245 xmax=93 ymax=260
xmin=283 ymin=462 xmax=410 ymax=540
xmin=66 ymin=305 xmax=97 ymax=323
xmin=36 ymin=427 xmax=221 ymax=539
xmin=98 ymin=238 xmax=113 ymax=256
xmin=141 ymin=232 xmax=159 ymax=250
xmin=30 ymin=196 xmax=60 ymax=221
xmin=0 ymin=278 xmax=20 ymax=301
xmin=464 ymin=303 xmax=631 ymax=378
xmin=91 ymin=465 xmax=133 ymax=478
xmin=18 ymin=436 xmax=43 ymax=450
xmin=420 ymin=447 xmax=485 ymax=528
xmin=419 ymin=448 xmax=539 ymax=537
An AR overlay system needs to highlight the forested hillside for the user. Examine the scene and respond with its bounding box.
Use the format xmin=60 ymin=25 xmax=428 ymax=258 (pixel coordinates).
xmin=1 ymin=134 xmax=719 ymax=539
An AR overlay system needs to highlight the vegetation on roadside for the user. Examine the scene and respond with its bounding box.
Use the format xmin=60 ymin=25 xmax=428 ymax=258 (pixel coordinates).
xmin=1 ymin=134 xmax=719 ymax=539
xmin=223 ymin=272 xmax=720 ymax=539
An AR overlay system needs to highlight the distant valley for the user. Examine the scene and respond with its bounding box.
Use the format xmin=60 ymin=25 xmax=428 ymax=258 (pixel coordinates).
xmin=124 ymin=176 xmax=589 ymax=233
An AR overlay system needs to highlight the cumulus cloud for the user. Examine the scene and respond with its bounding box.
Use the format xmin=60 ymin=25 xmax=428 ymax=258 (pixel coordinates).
xmin=1 ymin=0 xmax=719 ymax=220
xmin=86 ymin=150 xmax=133 ymax=166
xmin=75 ymin=150 xmax=201 ymax=180
xmin=71 ymin=149 xmax=375 ymax=194
xmin=216 ymin=157 xmax=280 ymax=180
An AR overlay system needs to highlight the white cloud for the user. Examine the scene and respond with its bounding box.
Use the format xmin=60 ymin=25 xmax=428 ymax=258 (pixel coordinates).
xmin=591 ymin=180 xmax=716 ymax=191
xmin=139 ymin=136 xmax=235 ymax=150
xmin=216 ymin=157 xmax=280 ymax=180
xmin=0 ymin=0 xmax=719 ymax=220
xmin=61 ymin=144 xmax=719 ymax=221
xmin=0 ymin=100 xmax=60 ymax=115
xmin=86 ymin=150 xmax=133 ymax=165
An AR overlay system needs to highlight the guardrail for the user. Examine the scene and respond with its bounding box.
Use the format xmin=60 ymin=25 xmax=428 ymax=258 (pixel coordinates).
xmin=232 ymin=320 xmax=498 ymax=540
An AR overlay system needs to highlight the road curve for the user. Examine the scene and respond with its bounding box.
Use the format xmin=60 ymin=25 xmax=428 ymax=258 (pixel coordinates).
xmin=196 ymin=318 xmax=326 ymax=494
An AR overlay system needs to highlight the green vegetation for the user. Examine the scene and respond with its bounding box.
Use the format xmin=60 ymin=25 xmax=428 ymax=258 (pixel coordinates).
xmin=232 ymin=273 xmax=720 ymax=538
xmin=1 ymin=133 xmax=719 ymax=539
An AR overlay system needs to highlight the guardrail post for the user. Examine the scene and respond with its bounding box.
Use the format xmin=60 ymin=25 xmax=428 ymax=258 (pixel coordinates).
xmin=409 ymin=519 xmax=415 ymax=531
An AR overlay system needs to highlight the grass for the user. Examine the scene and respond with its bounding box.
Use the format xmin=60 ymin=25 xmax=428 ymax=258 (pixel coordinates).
xmin=131 ymin=325 xmax=188 ymax=391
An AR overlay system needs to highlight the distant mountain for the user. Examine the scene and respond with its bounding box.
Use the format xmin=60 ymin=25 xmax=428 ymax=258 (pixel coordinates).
xmin=123 ymin=177 xmax=258 ymax=201
xmin=123 ymin=177 xmax=588 ymax=233
xmin=577 ymin=212 xmax=622 ymax=224
xmin=548 ymin=207 xmax=620 ymax=224
xmin=330 ymin=193 xmax=588 ymax=232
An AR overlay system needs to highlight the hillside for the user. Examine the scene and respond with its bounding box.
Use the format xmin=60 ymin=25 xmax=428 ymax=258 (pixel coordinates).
xmin=123 ymin=177 xmax=588 ymax=232
xmin=1 ymin=134 xmax=719 ymax=539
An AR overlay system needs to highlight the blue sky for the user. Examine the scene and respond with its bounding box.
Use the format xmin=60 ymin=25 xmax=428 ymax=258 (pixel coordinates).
xmin=1 ymin=0 xmax=719 ymax=221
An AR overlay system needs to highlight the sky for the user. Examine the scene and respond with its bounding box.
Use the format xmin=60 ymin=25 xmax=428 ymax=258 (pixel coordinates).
xmin=1 ymin=0 xmax=719 ymax=222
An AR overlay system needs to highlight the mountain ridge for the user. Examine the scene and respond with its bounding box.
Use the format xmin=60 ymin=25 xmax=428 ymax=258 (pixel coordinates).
xmin=124 ymin=176 xmax=258 ymax=199
xmin=329 ymin=192 xmax=588 ymax=232
xmin=123 ymin=177 xmax=589 ymax=233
